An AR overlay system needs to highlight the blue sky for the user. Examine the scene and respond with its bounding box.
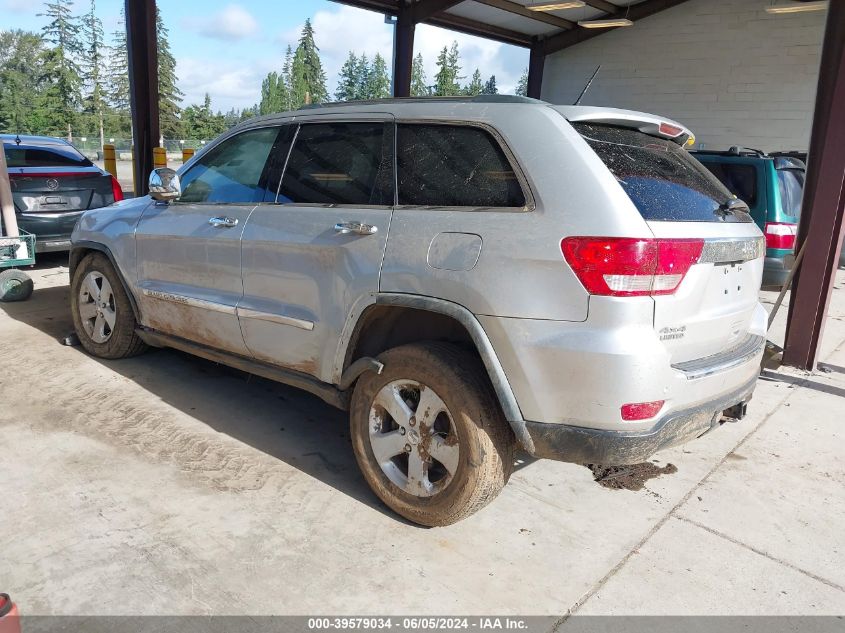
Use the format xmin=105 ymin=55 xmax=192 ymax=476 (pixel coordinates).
xmin=1 ymin=0 xmax=528 ymax=111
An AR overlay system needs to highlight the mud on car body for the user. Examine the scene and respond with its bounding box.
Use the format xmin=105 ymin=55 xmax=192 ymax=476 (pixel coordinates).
xmin=69 ymin=96 xmax=767 ymax=526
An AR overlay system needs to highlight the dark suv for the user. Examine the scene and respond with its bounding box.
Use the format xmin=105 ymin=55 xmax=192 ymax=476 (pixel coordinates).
xmin=693 ymin=148 xmax=804 ymax=287
xmin=1 ymin=135 xmax=123 ymax=253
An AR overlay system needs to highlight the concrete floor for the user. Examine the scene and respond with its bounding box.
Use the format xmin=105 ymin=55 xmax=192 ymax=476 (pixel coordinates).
xmin=1 ymin=254 xmax=844 ymax=618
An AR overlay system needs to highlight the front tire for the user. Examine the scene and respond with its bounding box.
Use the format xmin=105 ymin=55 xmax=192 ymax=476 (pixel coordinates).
xmin=70 ymin=252 xmax=147 ymax=359
xmin=350 ymin=342 xmax=514 ymax=526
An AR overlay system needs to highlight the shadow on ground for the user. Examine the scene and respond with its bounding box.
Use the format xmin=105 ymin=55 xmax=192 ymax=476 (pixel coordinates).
xmin=1 ymin=282 xmax=537 ymax=524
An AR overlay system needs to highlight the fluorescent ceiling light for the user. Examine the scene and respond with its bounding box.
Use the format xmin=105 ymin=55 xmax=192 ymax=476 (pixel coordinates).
xmin=577 ymin=18 xmax=634 ymax=28
xmin=526 ymin=0 xmax=585 ymax=10
xmin=765 ymin=1 xmax=827 ymax=13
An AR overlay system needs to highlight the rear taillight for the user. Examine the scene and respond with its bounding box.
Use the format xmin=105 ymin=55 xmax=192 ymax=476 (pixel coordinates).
xmin=111 ymin=175 xmax=124 ymax=202
xmin=764 ymin=222 xmax=797 ymax=250
xmin=561 ymin=237 xmax=704 ymax=297
xmin=621 ymin=400 xmax=665 ymax=421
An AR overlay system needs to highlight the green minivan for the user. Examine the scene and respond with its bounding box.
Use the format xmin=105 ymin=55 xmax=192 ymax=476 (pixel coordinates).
xmin=693 ymin=148 xmax=804 ymax=287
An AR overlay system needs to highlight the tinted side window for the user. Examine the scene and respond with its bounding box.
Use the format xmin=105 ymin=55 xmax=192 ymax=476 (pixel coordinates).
xmin=396 ymin=124 xmax=526 ymax=208
xmin=4 ymin=143 xmax=92 ymax=168
xmin=700 ymin=162 xmax=758 ymax=207
xmin=179 ymin=127 xmax=280 ymax=204
xmin=279 ymin=122 xmax=393 ymax=205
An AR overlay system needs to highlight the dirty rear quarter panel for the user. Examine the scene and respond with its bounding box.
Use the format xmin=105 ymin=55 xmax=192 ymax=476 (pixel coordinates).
xmin=379 ymin=105 xmax=651 ymax=321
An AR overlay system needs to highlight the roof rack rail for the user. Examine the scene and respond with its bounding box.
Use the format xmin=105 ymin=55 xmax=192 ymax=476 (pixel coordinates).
xmin=691 ymin=146 xmax=769 ymax=157
xmin=299 ymin=95 xmax=547 ymax=109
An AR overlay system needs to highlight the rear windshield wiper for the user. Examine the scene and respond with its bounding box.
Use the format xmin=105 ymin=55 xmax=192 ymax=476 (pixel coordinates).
xmin=713 ymin=198 xmax=750 ymax=220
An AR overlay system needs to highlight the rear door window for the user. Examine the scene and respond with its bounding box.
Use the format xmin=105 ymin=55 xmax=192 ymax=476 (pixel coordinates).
xmin=699 ymin=162 xmax=758 ymax=207
xmin=278 ymin=122 xmax=393 ymax=206
xmin=396 ymin=124 xmax=526 ymax=208
xmin=574 ymin=123 xmax=748 ymax=223
xmin=3 ymin=143 xmax=92 ymax=168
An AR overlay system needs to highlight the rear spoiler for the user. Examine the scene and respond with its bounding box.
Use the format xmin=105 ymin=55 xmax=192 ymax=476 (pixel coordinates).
xmin=554 ymin=106 xmax=696 ymax=148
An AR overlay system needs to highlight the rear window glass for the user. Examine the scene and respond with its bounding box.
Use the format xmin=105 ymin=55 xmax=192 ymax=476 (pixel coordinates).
xmin=699 ymin=162 xmax=758 ymax=207
xmin=574 ymin=123 xmax=748 ymax=223
xmin=397 ymin=124 xmax=526 ymax=208
xmin=3 ymin=143 xmax=92 ymax=168
xmin=777 ymin=168 xmax=804 ymax=219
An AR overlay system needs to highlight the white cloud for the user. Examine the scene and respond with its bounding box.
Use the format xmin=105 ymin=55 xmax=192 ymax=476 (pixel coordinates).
xmin=192 ymin=4 xmax=259 ymax=42
xmin=1 ymin=0 xmax=30 ymax=13
xmin=177 ymin=56 xmax=276 ymax=112
xmin=280 ymin=5 xmax=527 ymax=98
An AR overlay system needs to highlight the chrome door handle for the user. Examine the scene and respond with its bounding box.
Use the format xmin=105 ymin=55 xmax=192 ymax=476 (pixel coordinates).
xmin=208 ymin=216 xmax=239 ymax=228
xmin=334 ymin=221 xmax=378 ymax=236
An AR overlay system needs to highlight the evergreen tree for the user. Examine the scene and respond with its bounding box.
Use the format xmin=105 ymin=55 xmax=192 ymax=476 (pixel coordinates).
xmin=290 ymin=19 xmax=327 ymax=107
xmin=482 ymin=75 xmax=498 ymax=95
xmin=410 ymin=52 xmax=428 ymax=97
xmin=105 ymin=9 xmax=130 ymax=130
xmin=281 ymin=45 xmax=294 ymax=110
xmin=39 ymin=0 xmax=83 ymax=134
xmin=433 ymin=42 xmax=461 ymax=96
xmin=335 ymin=51 xmax=359 ymax=101
xmin=156 ymin=7 xmax=183 ymax=139
xmin=464 ymin=68 xmax=483 ymax=96
xmin=516 ymin=68 xmax=528 ymax=96
xmin=80 ymin=0 xmax=106 ymax=149
xmin=260 ymin=71 xmax=286 ymax=114
xmin=0 ymin=31 xmax=46 ymax=133
xmin=355 ymin=53 xmax=369 ymax=101
xmin=366 ymin=53 xmax=390 ymax=99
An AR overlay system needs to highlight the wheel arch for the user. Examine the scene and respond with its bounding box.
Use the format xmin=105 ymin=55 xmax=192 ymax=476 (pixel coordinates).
xmin=70 ymin=241 xmax=141 ymax=322
xmin=340 ymin=293 xmax=531 ymax=451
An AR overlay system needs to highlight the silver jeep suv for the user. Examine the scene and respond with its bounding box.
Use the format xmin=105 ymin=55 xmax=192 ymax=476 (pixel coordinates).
xmin=70 ymin=96 xmax=767 ymax=526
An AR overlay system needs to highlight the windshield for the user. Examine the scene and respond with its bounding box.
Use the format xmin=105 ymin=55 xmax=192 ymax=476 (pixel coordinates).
xmin=777 ymin=168 xmax=804 ymax=219
xmin=574 ymin=123 xmax=751 ymax=223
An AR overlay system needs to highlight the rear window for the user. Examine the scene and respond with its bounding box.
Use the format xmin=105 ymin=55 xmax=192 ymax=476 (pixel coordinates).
xmin=574 ymin=123 xmax=748 ymax=223
xmin=777 ymin=168 xmax=804 ymax=219
xmin=699 ymin=162 xmax=758 ymax=207
xmin=3 ymin=143 xmax=92 ymax=168
xmin=396 ymin=124 xmax=526 ymax=208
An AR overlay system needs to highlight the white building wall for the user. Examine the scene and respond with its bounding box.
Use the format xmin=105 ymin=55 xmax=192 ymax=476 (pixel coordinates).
xmin=541 ymin=0 xmax=826 ymax=152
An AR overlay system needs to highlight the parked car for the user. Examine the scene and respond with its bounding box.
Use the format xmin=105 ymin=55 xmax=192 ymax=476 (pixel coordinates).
xmin=69 ymin=97 xmax=767 ymax=526
xmin=1 ymin=134 xmax=123 ymax=253
xmin=692 ymin=147 xmax=804 ymax=287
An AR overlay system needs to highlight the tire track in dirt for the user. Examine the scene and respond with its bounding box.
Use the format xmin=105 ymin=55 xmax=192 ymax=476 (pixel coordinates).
xmin=0 ymin=336 xmax=305 ymax=494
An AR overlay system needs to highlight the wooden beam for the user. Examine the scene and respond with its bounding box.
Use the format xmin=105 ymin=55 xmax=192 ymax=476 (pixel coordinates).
xmin=411 ymin=0 xmax=464 ymax=22
xmin=425 ymin=11 xmax=533 ymax=46
xmin=125 ymin=0 xmax=159 ymax=196
xmin=474 ymin=0 xmax=575 ymax=30
xmin=526 ymin=41 xmax=545 ymax=98
xmin=782 ymin=0 xmax=845 ymax=370
xmin=393 ymin=4 xmax=415 ymax=96
xmin=542 ymin=0 xmax=692 ymax=55
xmin=583 ymin=0 xmax=619 ymax=14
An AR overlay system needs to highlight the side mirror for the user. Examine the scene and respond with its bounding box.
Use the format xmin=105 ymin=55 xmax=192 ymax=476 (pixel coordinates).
xmin=149 ymin=168 xmax=181 ymax=202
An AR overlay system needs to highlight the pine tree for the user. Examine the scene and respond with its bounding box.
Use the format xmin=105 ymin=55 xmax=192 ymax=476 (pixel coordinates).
xmin=516 ymin=68 xmax=528 ymax=96
xmin=355 ymin=53 xmax=369 ymax=101
xmin=433 ymin=43 xmax=461 ymax=96
xmin=290 ymin=19 xmax=327 ymax=107
xmin=464 ymin=68 xmax=483 ymax=96
xmin=410 ymin=52 xmax=428 ymax=97
xmin=259 ymin=71 xmax=288 ymax=114
xmin=156 ymin=7 xmax=183 ymax=139
xmin=335 ymin=51 xmax=359 ymax=101
xmin=366 ymin=53 xmax=390 ymax=99
xmin=482 ymin=75 xmax=498 ymax=95
xmin=105 ymin=9 xmax=130 ymax=127
xmin=281 ymin=45 xmax=294 ymax=110
xmin=0 ymin=31 xmax=46 ymax=133
xmin=39 ymin=0 xmax=83 ymax=134
xmin=80 ymin=0 xmax=106 ymax=149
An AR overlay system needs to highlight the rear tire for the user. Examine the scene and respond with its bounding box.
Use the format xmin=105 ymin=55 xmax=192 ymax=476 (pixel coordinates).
xmin=70 ymin=252 xmax=147 ymax=359
xmin=0 ymin=269 xmax=33 ymax=302
xmin=350 ymin=342 xmax=514 ymax=526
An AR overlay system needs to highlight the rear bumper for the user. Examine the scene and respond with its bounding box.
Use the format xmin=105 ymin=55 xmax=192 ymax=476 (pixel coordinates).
xmin=521 ymin=374 xmax=757 ymax=465
xmin=763 ymin=255 xmax=790 ymax=287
